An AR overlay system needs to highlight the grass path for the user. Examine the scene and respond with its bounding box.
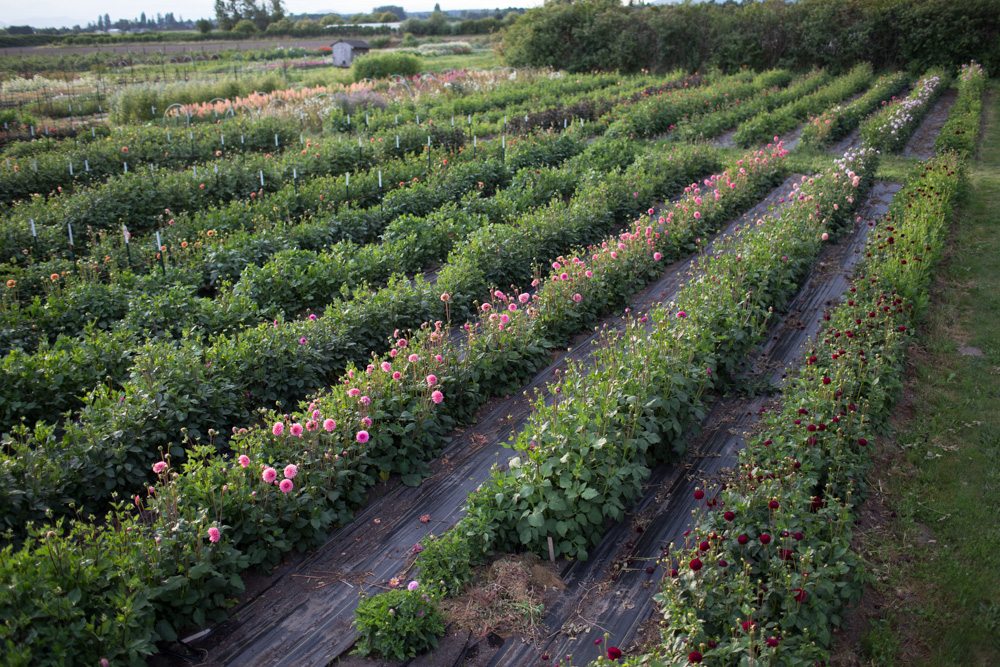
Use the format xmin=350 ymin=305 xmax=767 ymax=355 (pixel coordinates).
xmin=848 ymin=83 xmax=1000 ymax=665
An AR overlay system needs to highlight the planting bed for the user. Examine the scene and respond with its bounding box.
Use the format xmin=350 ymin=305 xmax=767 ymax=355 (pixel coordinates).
xmin=485 ymin=181 xmax=900 ymax=666
xmin=0 ymin=59 xmax=982 ymax=667
xmin=167 ymin=172 xmax=807 ymax=667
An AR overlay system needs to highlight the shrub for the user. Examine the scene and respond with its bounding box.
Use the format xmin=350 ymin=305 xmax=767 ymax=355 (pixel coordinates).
xmin=232 ymin=19 xmax=258 ymax=34
xmin=353 ymin=586 xmax=446 ymax=661
xmin=352 ymin=52 xmax=421 ymax=81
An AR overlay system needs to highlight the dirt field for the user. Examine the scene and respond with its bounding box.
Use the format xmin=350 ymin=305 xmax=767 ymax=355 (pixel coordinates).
xmin=0 ymin=37 xmax=340 ymax=58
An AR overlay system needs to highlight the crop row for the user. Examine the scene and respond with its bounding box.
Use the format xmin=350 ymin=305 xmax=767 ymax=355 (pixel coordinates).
xmin=732 ymin=63 xmax=875 ymax=147
xmin=860 ymin=69 xmax=950 ymax=152
xmin=360 ymin=146 xmax=880 ymax=660
xmin=0 ymin=123 xmax=470 ymax=266
xmin=0 ymin=72 xmax=657 ymax=206
xmin=0 ymin=142 xmax=786 ymax=665
xmin=1 ymin=71 xmax=727 ymax=322
xmin=323 ymin=71 xmax=702 ymax=139
xmin=123 ymin=70 xmax=624 ymax=125
xmin=799 ymin=71 xmax=911 ymax=149
xmin=0 ymin=141 xmax=726 ymax=539
xmin=0 ymin=133 xmax=581 ymax=353
xmin=1 ymin=126 xmax=526 ymax=302
xmin=635 ymin=151 xmax=963 ymax=665
xmin=0 ymin=133 xmax=590 ymax=430
xmin=0 ymin=125 xmax=111 ymax=160
xmin=0 ymin=71 xmax=703 ymax=276
xmin=604 ymin=70 xmax=793 ymax=139
xmin=934 ymin=61 xmax=987 ymax=157
xmin=0 ymin=117 xmax=303 ymax=205
xmin=323 ymin=73 xmax=639 ymax=133
xmin=669 ymin=69 xmax=831 ymax=142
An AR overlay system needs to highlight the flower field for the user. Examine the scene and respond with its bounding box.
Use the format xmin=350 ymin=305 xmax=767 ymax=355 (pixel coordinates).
xmin=0 ymin=57 xmax=989 ymax=667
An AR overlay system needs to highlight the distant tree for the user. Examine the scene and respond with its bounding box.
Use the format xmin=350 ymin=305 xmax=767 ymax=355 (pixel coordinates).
xmin=265 ymin=17 xmax=293 ymax=33
xmin=320 ymin=13 xmax=343 ymax=25
xmin=96 ymin=15 xmax=104 ymax=30
xmin=233 ymin=18 xmax=258 ymax=34
xmin=214 ymin=0 xmax=233 ymax=30
xmin=104 ymin=13 xmax=111 ymax=30
xmin=6 ymin=26 xmax=35 ymax=35
xmin=269 ymin=0 xmax=285 ymax=23
xmin=196 ymin=18 xmax=213 ymax=33
xmin=215 ymin=0 xmax=284 ymax=32
xmin=373 ymin=5 xmax=406 ymax=20
xmin=140 ymin=12 xmax=146 ymax=26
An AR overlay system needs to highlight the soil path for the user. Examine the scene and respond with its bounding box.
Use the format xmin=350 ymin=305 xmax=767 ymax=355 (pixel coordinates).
xmin=903 ymin=89 xmax=957 ymax=159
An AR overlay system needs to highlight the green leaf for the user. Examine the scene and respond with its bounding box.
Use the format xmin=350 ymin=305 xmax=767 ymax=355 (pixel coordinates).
xmin=155 ymin=618 xmax=178 ymax=642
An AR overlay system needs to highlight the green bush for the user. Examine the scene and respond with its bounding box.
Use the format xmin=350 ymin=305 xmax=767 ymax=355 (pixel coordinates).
xmin=353 ymin=586 xmax=445 ymax=661
xmin=500 ymin=0 xmax=1000 ymax=75
xmin=109 ymin=72 xmax=285 ymax=124
xmin=352 ymin=52 xmax=421 ymax=81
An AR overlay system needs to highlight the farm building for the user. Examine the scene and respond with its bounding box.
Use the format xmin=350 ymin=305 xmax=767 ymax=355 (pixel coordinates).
xmin=331 ymin=40 xmax=371 ymax=67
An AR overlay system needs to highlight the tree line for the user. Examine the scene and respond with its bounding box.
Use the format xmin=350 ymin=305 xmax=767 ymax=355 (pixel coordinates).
xmin=501 ymin=0 xmax=1000 ymax=75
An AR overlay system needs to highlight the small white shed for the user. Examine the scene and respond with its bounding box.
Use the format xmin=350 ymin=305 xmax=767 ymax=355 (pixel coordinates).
xmin=331 ymin=40 xmax=371 ymax=67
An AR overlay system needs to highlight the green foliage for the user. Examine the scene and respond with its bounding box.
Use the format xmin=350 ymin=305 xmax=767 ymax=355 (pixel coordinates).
xmin=109 ymin=72 xmax=285 ymax=123
xmin=643 ymin=151 xmax=964 ymax=666
xmin=799 ymin=71 xmax=911 ymax=149
xmin=935 ymin=62 xmax=987 ymax=157
xmin=861 ymin=70 xmax=950 ymax=153
xmin=500 ymin=0 xmax=1000 ymax=75
xmin=365 ymin=144 xmax=877 ymax=660
xmin=352 ymin=52 xmax=421 ymax=81
xmin=502 ymin=0 xmax=650 ymax=73
xmin=0 ymin=116 xmax=299 ymax=205
xmin=733 ymin=64 xmax=873 ymax=147
xmin=353 ymin=587 xmax=445 ymax=661
xmin=232 ymin=19 xmax=257 ymax=34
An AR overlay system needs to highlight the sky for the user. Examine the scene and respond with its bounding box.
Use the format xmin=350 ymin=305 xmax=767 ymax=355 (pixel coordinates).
xmin=2 ymin=0 xmax=546 ymax=29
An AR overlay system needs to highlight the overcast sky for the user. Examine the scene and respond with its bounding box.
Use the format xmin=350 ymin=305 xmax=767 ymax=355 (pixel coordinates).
xmin=3 ymin=0 xmax=544 ymax=29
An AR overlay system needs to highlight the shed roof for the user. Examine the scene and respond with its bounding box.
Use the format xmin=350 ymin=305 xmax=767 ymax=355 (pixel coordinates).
xmin=331 ymin=39 xmax=371 ymax=49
